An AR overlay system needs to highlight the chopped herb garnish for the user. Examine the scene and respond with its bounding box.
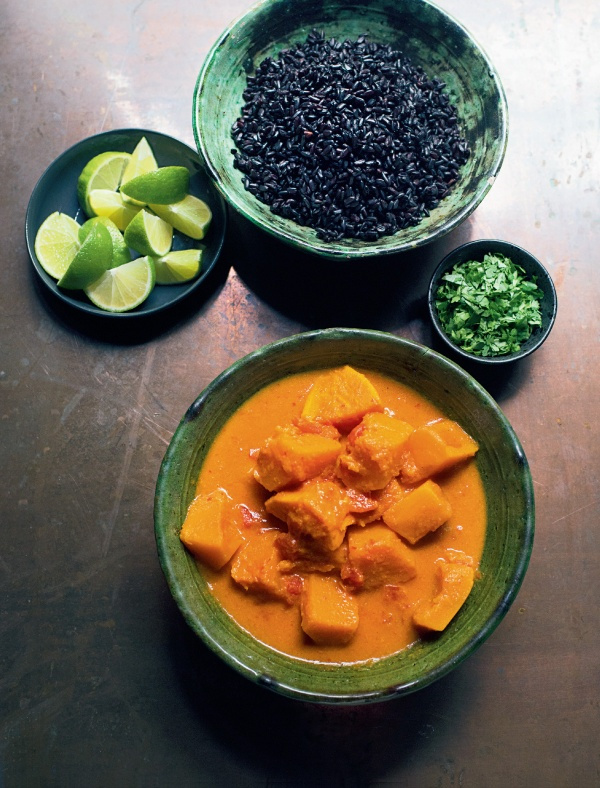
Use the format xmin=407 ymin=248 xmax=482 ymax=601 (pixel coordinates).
xmin=434 ymin=253 xmax=544 ymax=357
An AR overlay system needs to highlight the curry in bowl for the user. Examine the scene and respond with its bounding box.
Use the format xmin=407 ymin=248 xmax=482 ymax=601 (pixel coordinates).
xmin=180 ymin=365 xmax=485 ymax=663
xmin=154 ymin=329 xmax=534 ymax=703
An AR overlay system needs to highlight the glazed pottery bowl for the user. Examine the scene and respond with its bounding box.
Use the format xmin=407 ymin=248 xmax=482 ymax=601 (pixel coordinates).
xmin=192 ymin=0 xmax=508 ymax=260
xmin=154 ymin=328 xmax=534 ymax=704
xmin=428 ymin=239 xmax=558 ymax=364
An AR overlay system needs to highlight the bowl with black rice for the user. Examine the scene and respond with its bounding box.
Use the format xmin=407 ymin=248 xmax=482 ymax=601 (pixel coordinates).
xmin=193 ymin=0 xmax=508 ymax=259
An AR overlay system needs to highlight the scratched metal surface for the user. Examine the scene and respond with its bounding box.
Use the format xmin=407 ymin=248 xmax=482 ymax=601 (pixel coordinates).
xmin=1 ymin=1 xmax=598 ymax=785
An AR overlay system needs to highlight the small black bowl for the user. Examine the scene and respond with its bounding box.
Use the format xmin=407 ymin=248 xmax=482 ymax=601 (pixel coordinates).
xmin=428 ymin=239 xmax=557 ymax=365
xmin=25 ymin=128 xmax=227 ymax=320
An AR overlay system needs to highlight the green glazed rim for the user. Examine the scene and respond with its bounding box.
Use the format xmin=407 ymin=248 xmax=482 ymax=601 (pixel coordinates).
xmin=192 ymin=0 xmax=509 ymax=259
xmin=154 ymin=329 xmax=534 ymax=704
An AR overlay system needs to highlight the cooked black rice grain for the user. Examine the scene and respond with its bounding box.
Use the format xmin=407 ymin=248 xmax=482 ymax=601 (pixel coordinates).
xmin=231 ymin=31 xmax=470 ymax=243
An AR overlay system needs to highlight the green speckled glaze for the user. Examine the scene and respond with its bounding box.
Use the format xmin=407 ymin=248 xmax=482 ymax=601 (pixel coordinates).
xmin=154 ymin=329 xmax=534 ymax=704
xmin=192 ymin=0 xmax=508 ymax=259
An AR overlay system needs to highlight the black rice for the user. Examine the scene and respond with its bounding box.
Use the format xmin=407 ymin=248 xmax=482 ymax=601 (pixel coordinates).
xmin=231 ymin=30 xmax=470 ymax=243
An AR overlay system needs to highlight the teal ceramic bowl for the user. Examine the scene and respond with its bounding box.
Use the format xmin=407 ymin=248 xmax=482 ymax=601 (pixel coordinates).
xmin=193 ymin=0 xmax=508 ymax=259
xmin=428 ymin=239 xmax=558 ymax=364
xmin=154 ymin=328 xmax=534 ymax=704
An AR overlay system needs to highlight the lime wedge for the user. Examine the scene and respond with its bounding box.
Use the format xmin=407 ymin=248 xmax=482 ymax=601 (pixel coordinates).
xmin=120 ymin=166 xmax=190 ymax=205
xmin=88 ymin=189 xmax=141 ymax=231
xmin=84 ymin=256 xmax=156 ymax=312
xmin=57 ymin=223 xmax=113 ymax=290
xmin=123 ymin=209 xmax=173 ymax=256
xmin=154 ymin=248 xmax=203 ymax=284
xmin=79 ymin=217 xmax=131 ymax=268
xmin=120 ymin=137 xmax=158 ymax=205
xmin=149 ymin=194 xmax=212 ymax=240
xmin=77 ymin=151 xmax=131 ymax=216
xmin=34 ymin=211 xmax=81 ymax=279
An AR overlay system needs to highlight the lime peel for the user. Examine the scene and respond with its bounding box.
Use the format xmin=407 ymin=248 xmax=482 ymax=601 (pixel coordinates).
xmin=120 ymin=166 xmax=190 ymax=205
xmin=57 ymin=223 xmax=113 ymax=290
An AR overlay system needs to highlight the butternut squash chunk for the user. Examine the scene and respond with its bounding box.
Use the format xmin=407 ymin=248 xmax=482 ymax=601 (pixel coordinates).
xmin=276 ymin=532 xmax=347 ymax=574
xmin=346 ymin=523 xmax=417 ymax=589
xmin=383 ymin=480 xmax=452 ymax=544
xmin=413 ymin=560 xmax=475 ymax=631
xmin=300 ymin=574 xmax=359 ymax=645
xmin=255 ymin=424 xmax=342 ymax=492
xmin=336 ymin=412 xmax=414 ymax=492
xmin=401 ymin=418 xmax=479 ymax=484
xmin=230 ymin=529 xmax=298 ymax=604
xmin=179 ymin=489 xmax=243 ymax=570
xmin=301 ymin=366 xmax=383 ymax=433
xmin=265 ymin=479 xmax=351 ymax=551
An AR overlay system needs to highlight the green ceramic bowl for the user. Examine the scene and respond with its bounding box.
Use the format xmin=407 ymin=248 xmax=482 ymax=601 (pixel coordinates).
xmin=154 ymin=328 xmax=534 ymax=704
xmin=193 ymin=0 xmax=508 ymax=259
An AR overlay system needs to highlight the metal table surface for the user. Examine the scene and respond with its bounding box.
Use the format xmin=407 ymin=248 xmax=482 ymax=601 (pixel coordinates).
xmin=1 ymin=1 xmax=598 ymax=786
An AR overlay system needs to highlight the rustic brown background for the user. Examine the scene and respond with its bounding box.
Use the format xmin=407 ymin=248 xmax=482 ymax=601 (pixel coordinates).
xmin=1 ymin=0 xmax=598 ymax=785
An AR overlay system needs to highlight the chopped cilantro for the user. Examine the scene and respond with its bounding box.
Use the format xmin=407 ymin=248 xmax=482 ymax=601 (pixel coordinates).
xmin=434 ymin=253 xmax=544 ymax=357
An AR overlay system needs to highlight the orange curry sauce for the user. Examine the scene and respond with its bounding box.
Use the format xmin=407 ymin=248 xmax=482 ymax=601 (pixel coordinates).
xmin=193 ymin=369 xmax=486 ymax=664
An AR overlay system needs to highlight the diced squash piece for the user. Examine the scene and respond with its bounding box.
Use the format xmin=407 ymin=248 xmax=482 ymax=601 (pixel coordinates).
xmin=413 ymin=561 xmax=475 ymax=631
xmin=276 ymin=532 xmax=347 ymax=574
xmin=265 ymin=479 xmax=351 ymax=551
xmin=345 ymin=523 xmax=417 ymax=589
xmin=179 ymin=489 xmax=243 ymax=570
xmin=345 ymin=478 xmax=405 ymax=528
xmin=255 ymin=424 xmax=342 ymax=492
xmin=230 ymin=529 xmax=298 ymax=604
xmin=401 ymin=418 xmax=479 ymax=484
xmin=300 ymin=574 xmax=359 ymax=645
xmin=336 ymin=412 xmax=414 ymax=492
xmin=301 ymin=366 xmax=383 ymax=433
xmin=383 ymin=480 xmax=452 ymax=544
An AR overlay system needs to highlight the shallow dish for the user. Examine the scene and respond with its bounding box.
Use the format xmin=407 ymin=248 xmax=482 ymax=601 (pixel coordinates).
xmin=193 ymin=0 xmax=508 ymax=259
xmin=154 ymin=328 xmax=534 ymax=704
xmin=25 ymin=128 xmax=226 ymax=318
xmin=428 ymin=239 xmax=558 ymax=364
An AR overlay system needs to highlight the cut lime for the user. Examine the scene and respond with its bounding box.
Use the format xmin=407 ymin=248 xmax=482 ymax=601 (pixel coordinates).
xmin=123 ymin=209 xmax=173 ymax=256
xmin=154 ymin=248 xmax=203 ymax=284
xmin=120 ymin=166 xmax=190 ymax=205
xmin=77 ymin=151 xmax=131 ymax=216
xmin=79 ymin=216 xmax=131 ymax=268
xmin=120 ymin=137 xmax=158 ymax=205
xmin=57 ymin=222 xmax=113 ymax=290
xmin=88 ymin=189 xmax=141 ymax=231
xmin=84 ymin=256 xmax=156 ymax=312
xmin=150 ymin=194 xmax=212 ymax=240
xmin=34 ymin=211 xmax=81 ymax=279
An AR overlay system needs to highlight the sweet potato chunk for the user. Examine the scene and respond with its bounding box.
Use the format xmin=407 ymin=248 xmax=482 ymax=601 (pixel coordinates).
xmin=230 ymin=529 xmax=298 ymax=604
xmin=265 ymin=479 xmax=351 ymax=551
xmin=336 ymin=412 xmax=414 ymax=492
xmin=383 ymin=480 xmax=452 ymax=544
xmin=300 ymin=574 xmax=359 ymax=645
xmin=179 ymin=489 xmax=243 ymax=570
xmin=345 ymin=523 xmax=417 ymax=589
xmin=413 ymin=560 xmax=475 ymax=631
xmin=401 ymin=418 xmax=479 ymax=484
xmin=301 ymin=366 xmax=382 ymax=433
xmin=254 ymin=424 xmax=342 ymax=492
